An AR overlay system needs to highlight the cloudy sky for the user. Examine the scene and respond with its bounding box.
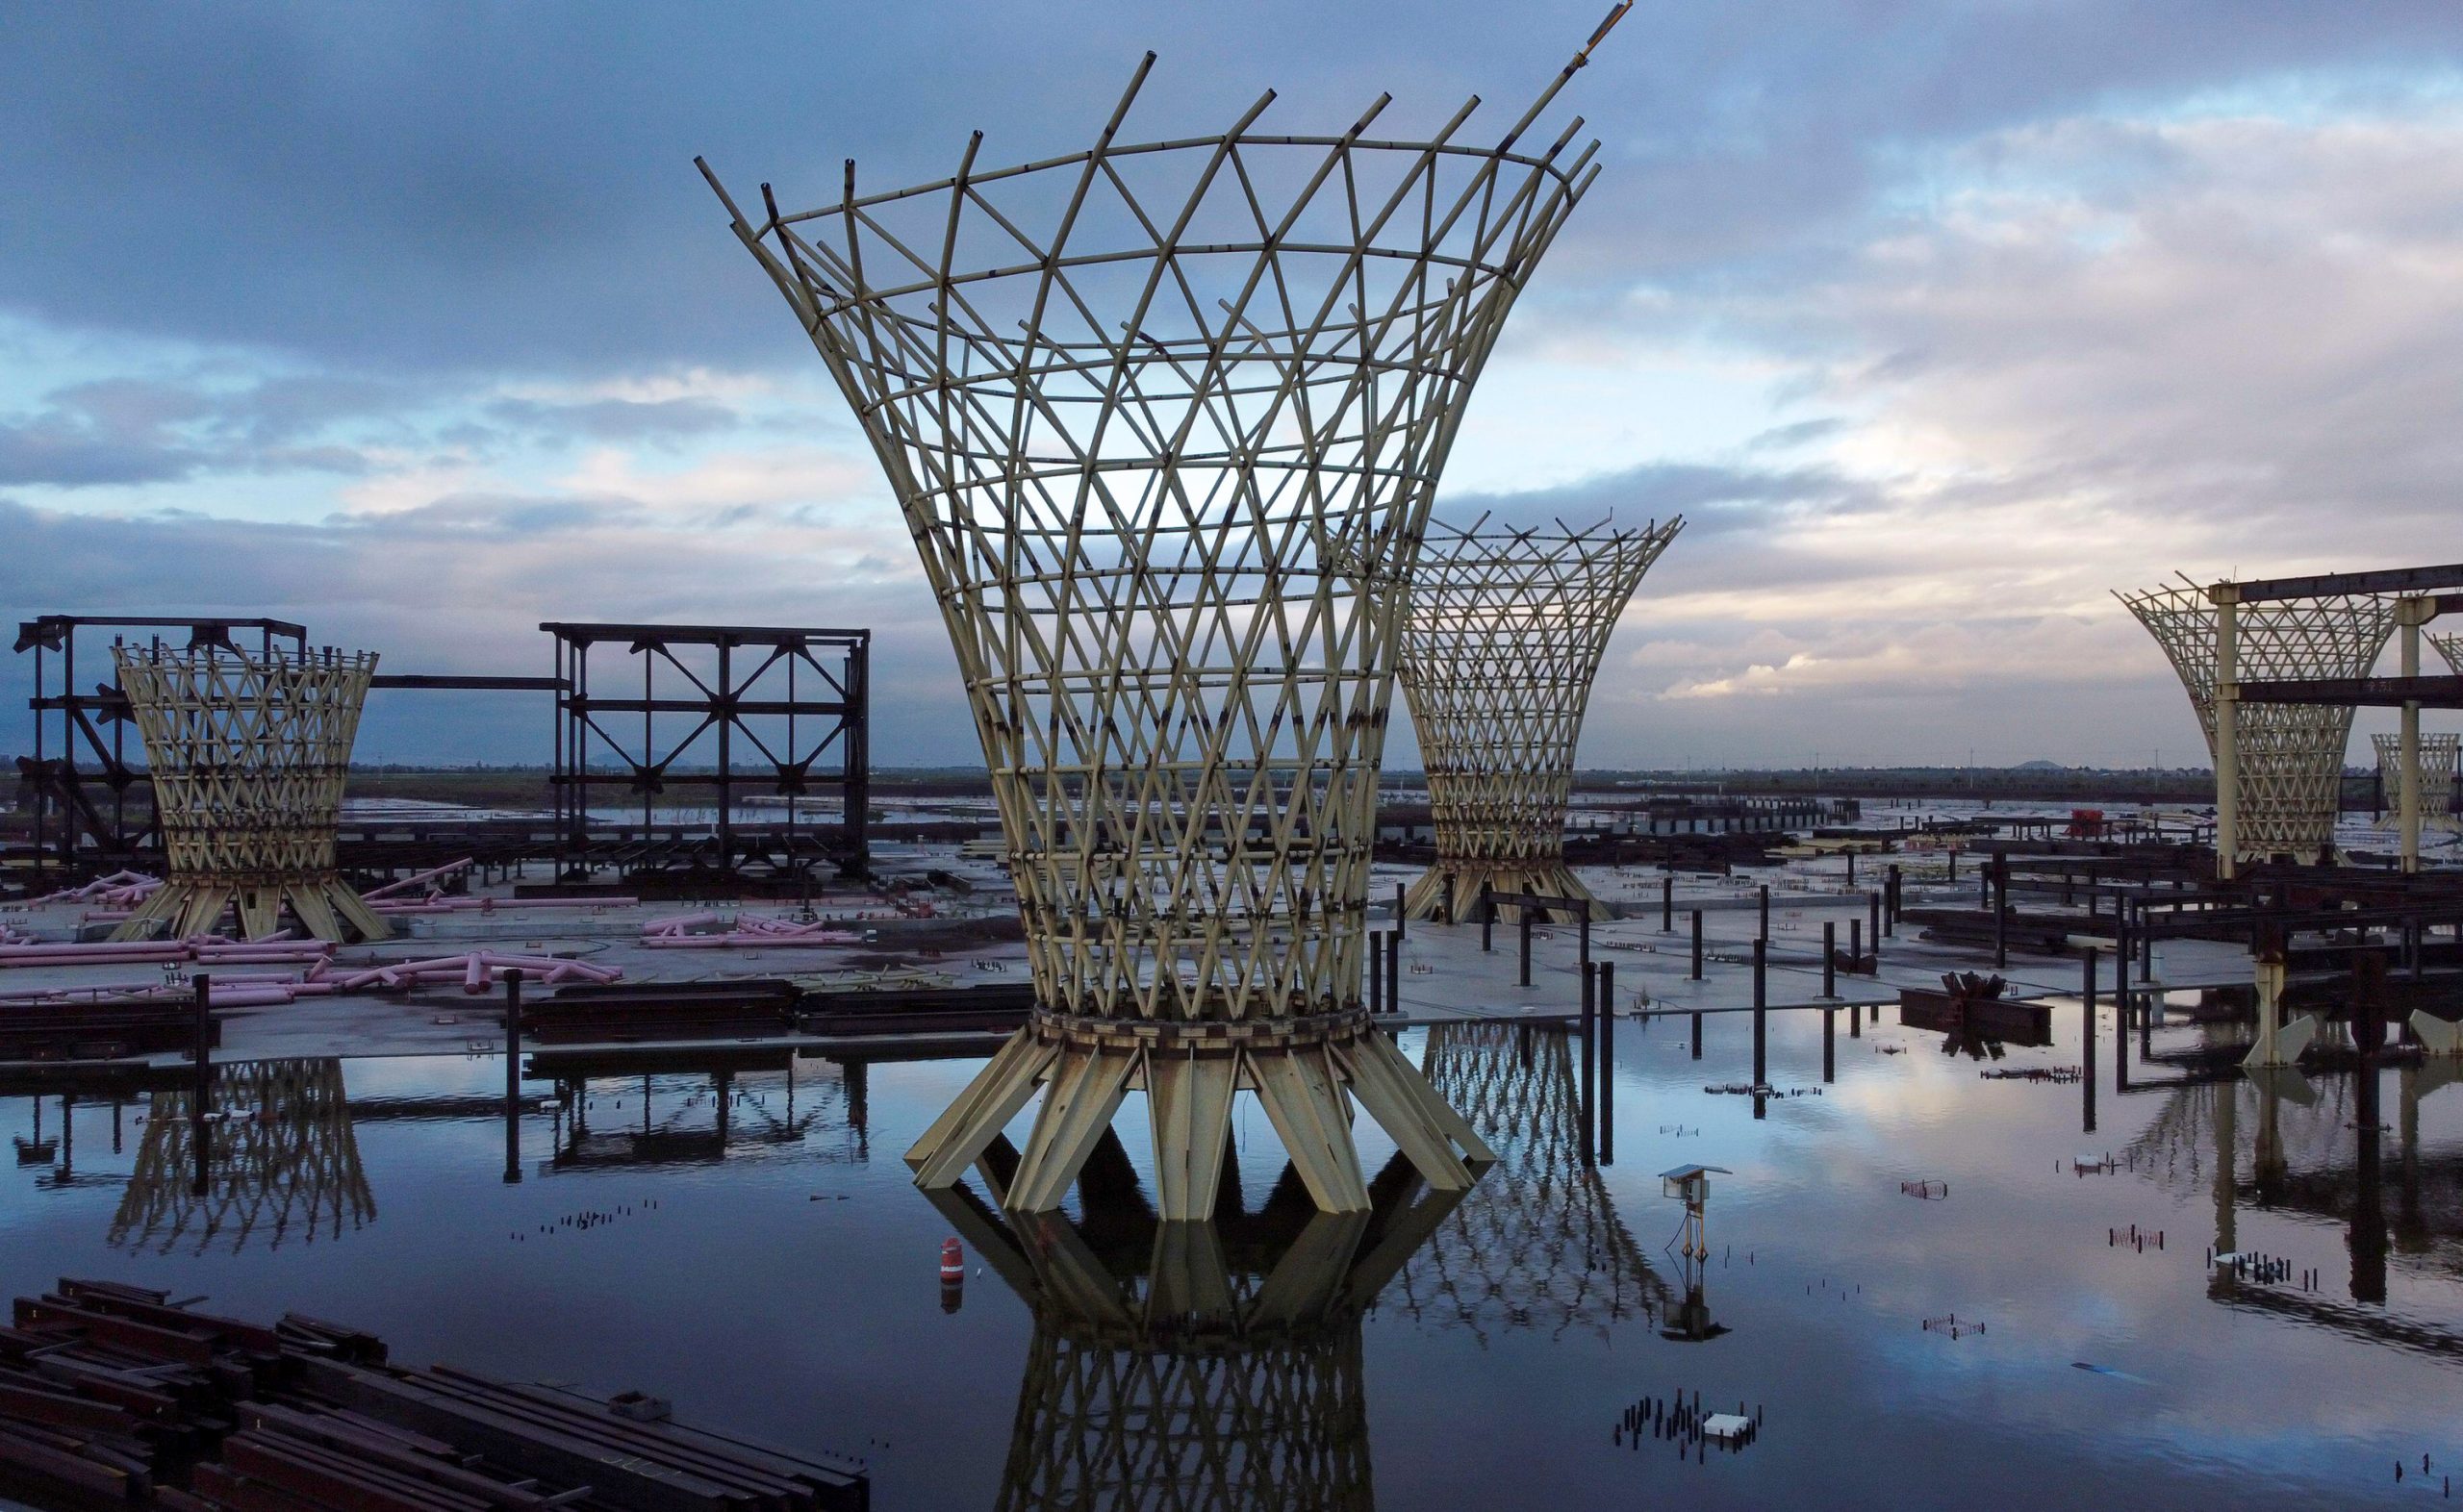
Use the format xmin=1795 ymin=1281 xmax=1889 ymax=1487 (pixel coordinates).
xmin=5 ymin=3 xmax=2458 ymax=769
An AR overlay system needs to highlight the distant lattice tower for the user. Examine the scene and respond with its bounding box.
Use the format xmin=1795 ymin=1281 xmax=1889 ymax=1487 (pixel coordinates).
xmin=2119 ymin=578 xmax=2392 ymax=865
xmin=704 ymin=17 xmax=1633 ymax=1215
xmin=106 ymin=644 xmax=391 ymax=943
xmin=2374 ymin=733 xmax=2461 ymax=832
xmin=1396 ymin=517 xmax=1682 ymax=922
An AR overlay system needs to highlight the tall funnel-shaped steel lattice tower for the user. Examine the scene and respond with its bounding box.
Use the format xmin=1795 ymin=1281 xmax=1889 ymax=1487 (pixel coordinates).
xmin=107 ymin=644 xmax=391 ymax=944
xmin=1396 ymin=517 xmax=1681 ymax=922
xmin=2119 ymin=578 xmax=2391 ymax=866
xmin=705 ymin=17 xmax=1627 ymax=1216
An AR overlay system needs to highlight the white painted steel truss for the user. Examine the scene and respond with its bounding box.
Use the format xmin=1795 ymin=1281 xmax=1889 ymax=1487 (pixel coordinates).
xmin=107 ymin=645 xmax=390 ymax=944
xmin=2119 ymin=578 xmax=2392 ymax=865
xmin=1395 ymin=517 xmax=1680 ymax=921
xmin=706 ymin=27 xmax=1627 ymax=1212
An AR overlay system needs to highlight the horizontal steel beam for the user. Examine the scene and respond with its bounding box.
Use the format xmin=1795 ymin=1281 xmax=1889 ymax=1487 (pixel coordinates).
xmin=2225 ymin=564 xmax=2463 ymax=601
xmin=369 ymin=674 xmax=567 ymax=692
xmin=541 ymin=620 xmax=869 ymax=647
xmin=2233 ymin=674 xmax=2463 ymax=708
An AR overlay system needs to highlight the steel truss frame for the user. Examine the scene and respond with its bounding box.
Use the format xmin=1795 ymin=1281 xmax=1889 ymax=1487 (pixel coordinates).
xmin=2120 ymin=577 xmax=2392 ymax=866
xmin=545 ymin=622 xmax=870 ymax=883
xmin=107 ymin=643 xmax=391 ymax=943
xmin=1395 ymin=517 xmax=1680 ymax=922
xmin=707 ymin=19 xmax=1627 ymax=1214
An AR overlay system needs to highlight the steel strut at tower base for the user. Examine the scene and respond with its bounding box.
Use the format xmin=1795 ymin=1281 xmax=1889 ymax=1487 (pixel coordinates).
xmin=705 ymin=15 xmax=1626 ymax=1215
xmin=106 ymin=645 xmax=392 ymax=944
xmin=1393 ymin=516 xmax=1682 ymax=922
xmin=2118 ymin=578 xmax=2392 ymax=867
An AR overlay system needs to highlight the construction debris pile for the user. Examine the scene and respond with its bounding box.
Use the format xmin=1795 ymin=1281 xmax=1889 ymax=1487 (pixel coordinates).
xmin=0 ymin=1277 xmax=867 ymax=1512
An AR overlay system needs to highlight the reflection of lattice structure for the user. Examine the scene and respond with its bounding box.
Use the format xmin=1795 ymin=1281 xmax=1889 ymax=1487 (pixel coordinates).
xmin=106 ymin=645 xmax=390 ymax=942
xmin=709 ymin=36 xmax=1618 ymax=1217
xmin=2119 ymin=579 xmax=2392 ymax=864
xmin=1391 ymin=1022 xmax=1664 ymax=1341
xmin=110 ymin=1059 xmax=374 ymax=1253
xmin=2374 ymin=733 xmax=2460 ymax=832
xmin=935 ymin=1162 xmax=1462 ymax=1512
xmin=1397 ymin=519 xmax=1681 ymax=922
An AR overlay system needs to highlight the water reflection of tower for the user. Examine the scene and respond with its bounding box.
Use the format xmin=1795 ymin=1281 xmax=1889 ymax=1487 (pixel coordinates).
xmin=938 ymin=1145 xmax=1464 ymax=1511
xmin=1391 ymin=1023 xmax=1667 ymax=1341
xmin=110 ymin=1059 xmax=373 ymax=1253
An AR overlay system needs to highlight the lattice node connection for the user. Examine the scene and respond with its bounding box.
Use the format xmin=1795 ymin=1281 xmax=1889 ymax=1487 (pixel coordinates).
xmin=2118 ymin=578 xmax=2393 ymax=865
xmin=107 ymin=644 xmax=390 ymax=944
xmin=1396 ymin=517 xmax=1680 ymax=921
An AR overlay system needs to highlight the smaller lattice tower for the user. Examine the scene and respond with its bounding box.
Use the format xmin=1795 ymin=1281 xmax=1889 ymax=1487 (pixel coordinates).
xmin=2374 ymin=733 xmax=2461 ymax=832
xmin=2118 ymin=577 xmax=2392 ymax=866
xmin=1396 ymin=517 xmax=1681 ymax=921
xmin=107 ymin=644 xmax=391 ymax=943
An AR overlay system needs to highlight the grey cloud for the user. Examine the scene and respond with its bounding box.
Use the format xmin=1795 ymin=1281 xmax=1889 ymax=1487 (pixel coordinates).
xmin=4 ymin=4 xmax=2457 ymax=375
xmin=485 ymin=395 xmax=741 ymax=441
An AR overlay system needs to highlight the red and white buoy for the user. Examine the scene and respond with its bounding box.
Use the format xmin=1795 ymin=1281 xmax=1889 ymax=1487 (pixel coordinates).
xmin=938 ymin=1237 xmax=965 ymax=1314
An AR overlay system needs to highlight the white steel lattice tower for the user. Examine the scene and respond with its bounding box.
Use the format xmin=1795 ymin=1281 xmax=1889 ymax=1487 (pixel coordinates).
xmin=107 ymin=645 xmax=391 ymax=944
xmin=2374 ymin=733 xmax=2460 ymax=832
xmin=2118 ymin=579 xmax=2392 ymax=865
xmin=1396 ymin=517 xmax=1681 ymax=922
xmin=703 ymin=24 xmax=1630 ymax=1215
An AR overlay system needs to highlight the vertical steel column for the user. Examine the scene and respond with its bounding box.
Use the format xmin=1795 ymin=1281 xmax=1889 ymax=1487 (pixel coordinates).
xmin=1662 ymin=871 xmax=1674 ymax=931
xmin=1690 ymin=909 xmax=1704 ymax=981
xmin=2213 ymin=582 xmax=2242 ymax=879
xmin=1822 ymin=921 xmax=1837 ymax=997
xmin=2400 ymin=597 xmax=2425 ymax=873
xmin=1518 ymin=908 xmax=1534 ymax=988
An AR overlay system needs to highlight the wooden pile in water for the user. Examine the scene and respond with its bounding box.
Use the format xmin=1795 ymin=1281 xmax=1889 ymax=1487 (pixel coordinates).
xmin=0 ymin=1278 xmax=867 ymax=1512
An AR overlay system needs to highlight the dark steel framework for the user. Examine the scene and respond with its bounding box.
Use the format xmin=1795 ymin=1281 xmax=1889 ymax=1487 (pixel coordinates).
xmin=545 ymin=622 xmax=870 ymax=882
xmin=15 ymin=616 xmax=308 ymax=872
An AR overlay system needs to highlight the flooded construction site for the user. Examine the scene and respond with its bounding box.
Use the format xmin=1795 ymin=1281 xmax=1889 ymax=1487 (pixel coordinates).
xmin=10 ymin=9 xmax=2463 ymax=1509
xmin=3 ymin=956 xmax=2458 ymax=1509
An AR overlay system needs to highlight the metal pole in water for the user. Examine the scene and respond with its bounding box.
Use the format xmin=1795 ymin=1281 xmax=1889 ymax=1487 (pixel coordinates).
xmin=1690 ymin=909 xmax=1704 ymax=981
xmin=1752 ymin=939 xmax=1767 ymax=1087
xmin=1388 ymin=930 xmax=1401 ymax=1019
xmin=1395 ymin=881 xmax=1406 ymax=943
xmin=1369 ymin=929 xmax=1384 ymax=1015
xmin=1758 ymin=885 xmax=1769 ymax=945
xmin=1599 ymin=961 xmax=1615 ymax=1166
xmin=1822 ymin=921 xmax=1837 ymax=998
xmin=1519 ymin=908 xmax=1534 ymax=988
xmin=190 ymin=973 xmax=212 ymax=1197
xmin=1662 ymin=872 xmax=1674 ymax=932
xmin=1580 ymin=961 xmax=1597 ymax=1168
xmin=1868 ymin=892 xmax=1882 ymax=959
xmin=1822 ymin=1004 xmax=1836 ymax=1083
xmin=1482 ymin=884 xmax=1494 ymax=953
xmin=504 ymin=975 xmax=523 ymax=1184
xmin=2082 ymin=946 xmax=2098 ymax=1135
xmin=1885 ymin=864 xmax=1900 ymax=937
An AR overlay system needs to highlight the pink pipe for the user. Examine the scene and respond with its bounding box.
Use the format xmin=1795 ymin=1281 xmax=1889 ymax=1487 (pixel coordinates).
xmin=362 ymin=857 xmax=476 ymax=901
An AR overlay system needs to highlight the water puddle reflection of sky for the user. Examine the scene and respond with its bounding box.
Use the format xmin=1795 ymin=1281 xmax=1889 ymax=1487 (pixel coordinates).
xmin=3 ymin=1008 xmax=2458 ymax=1509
